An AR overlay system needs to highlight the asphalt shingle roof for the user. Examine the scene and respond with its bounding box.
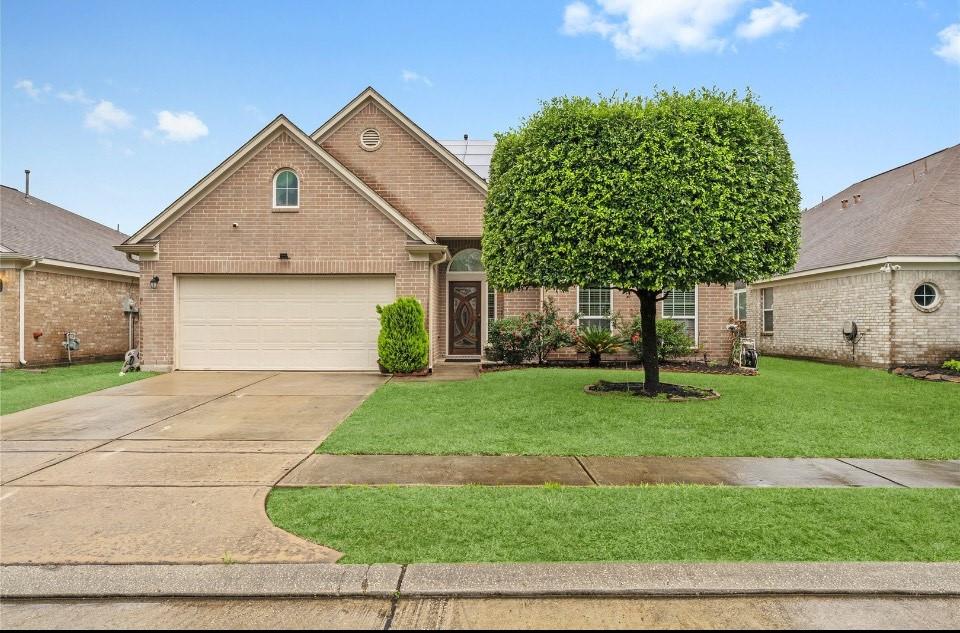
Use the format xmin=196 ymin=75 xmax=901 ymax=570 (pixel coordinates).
xmin=0 ymin=185 xmax=137 ymax=272
xmin=793 ymin=144 xmax=960 ymax=272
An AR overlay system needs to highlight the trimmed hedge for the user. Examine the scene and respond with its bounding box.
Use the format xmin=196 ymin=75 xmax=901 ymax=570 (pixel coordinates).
xmin=376 ymin=297 xmax=429 ymax=374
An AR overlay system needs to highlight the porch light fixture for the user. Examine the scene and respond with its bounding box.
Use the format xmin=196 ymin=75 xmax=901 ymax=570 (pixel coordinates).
xmin=149 ymin=276 xmax=160 ymax=289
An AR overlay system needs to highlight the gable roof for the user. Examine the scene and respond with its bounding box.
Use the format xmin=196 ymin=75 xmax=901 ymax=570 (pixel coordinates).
xmin=1 ymin=185 xmax=138 ymax=272
xmin=123 ymin=115 xmax=433 ymax=246
xmin=793 ymin=144 xmax=960 ymax=273
xmin=311 ymin=87 xmax=489 ymax=194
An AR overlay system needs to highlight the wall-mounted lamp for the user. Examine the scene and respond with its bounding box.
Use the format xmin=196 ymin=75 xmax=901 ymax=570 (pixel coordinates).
xmin=149 ymin=276 xmax=160 ymax=289
xmin=279 ymin=252 xmax=290 ymax=260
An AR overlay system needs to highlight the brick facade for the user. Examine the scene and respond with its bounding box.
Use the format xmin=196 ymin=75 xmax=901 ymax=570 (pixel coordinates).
xmin=748 ymin=265 xmax=960 ymax=367
xmin=137 ymin=131 xmax=430 ymax=371
xmin=0 ymin=267 xmax=138 ymax=367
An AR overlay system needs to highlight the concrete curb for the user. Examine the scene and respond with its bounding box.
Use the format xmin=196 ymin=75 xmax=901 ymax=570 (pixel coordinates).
xmin=0 ymin=564 xmax=402 ymax=599
xmin=399 ymin=562 xmax=960 ymax=597
xmin=3 ymin=562 xmax=959 ymax=599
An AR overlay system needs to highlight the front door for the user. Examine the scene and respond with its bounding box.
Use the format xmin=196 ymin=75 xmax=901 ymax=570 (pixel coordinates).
xmin=448 ymin=281 xmax=482 ymax=356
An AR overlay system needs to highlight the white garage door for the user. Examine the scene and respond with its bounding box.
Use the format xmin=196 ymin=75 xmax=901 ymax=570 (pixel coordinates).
xmin=176 ymin=275 xmax=394 ymax=371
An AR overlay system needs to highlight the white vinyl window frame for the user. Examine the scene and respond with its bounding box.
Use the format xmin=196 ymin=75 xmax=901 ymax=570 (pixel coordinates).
xmin=577 ymin=286 xmax=613 ymax=331
xmin=734 ymin=287 xmax=747 ymax=321
xmin=762 ymin=287 xmax=774 ymax=333
xmin=272 ymin=169 xmax=300 ymax=210
xmin=661 ymin=287 xmax=698 ymax=344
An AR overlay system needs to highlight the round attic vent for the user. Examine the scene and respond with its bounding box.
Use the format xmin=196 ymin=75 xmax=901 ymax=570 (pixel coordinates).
xmin=360 ymin=128 xmax=382 ymax=151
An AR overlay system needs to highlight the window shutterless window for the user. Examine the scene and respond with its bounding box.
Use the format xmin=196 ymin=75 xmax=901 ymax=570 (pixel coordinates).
xmin=274 ymin=170 xmax=299 ymax=208
xmin=662 ymin=288 xmax=697 ymax=339
xmin=734 ymin=283 xmax=747 ymax=321
xmin=487 ymin=285 xmax=496 ymax=322
xmin=578 ymin=287 xmax=612 ymax=331
xmin=762 ymin=288 xmax=774 ymax=333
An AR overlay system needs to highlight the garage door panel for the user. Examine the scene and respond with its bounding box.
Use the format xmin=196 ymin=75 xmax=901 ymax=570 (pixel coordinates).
xmin=176 ymin=275 xmax=394 ymax=370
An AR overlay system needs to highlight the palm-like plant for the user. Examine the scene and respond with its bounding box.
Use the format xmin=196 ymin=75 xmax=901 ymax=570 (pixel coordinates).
xmin=576 ymin=327 xmax=622 ymax=367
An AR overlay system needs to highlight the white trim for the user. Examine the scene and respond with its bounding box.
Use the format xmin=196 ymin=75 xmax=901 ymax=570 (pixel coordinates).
xmin=311 ymin=87 xmax=488 ymax=194
xmin=271 ymin=168 xmax=300 ymax=210
xmin=761 ymin=287 xmax=774 ymax=334
xmin=661 ymin=287 xmax=698 ymax=345
xmin=576 ymin=286 xmax=614 ymax=331
xmin=910 ymin=281 xmax=943 ymax=313
xmin=36 ymin=258 xmax=139 ymax=280
xmin=734 ymin=286 xmax=747 ymax=321
xmin=122 ymin=115 xmax=434 ymax=247
xmin=752 ymin=256 xmax=960 ymax=286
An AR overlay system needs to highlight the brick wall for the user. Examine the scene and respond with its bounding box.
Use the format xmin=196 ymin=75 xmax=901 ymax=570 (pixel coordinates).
xmin=747 ymin=270 xmax=892 ymax=366
xmin=320 ymin=101 xmax=486 ymax=239
xmin=0 ymin=269 xmax=21 ymax=366
xmin=138 ymin=131 xmax=429 ymax=371
xmin=891 ymin=269 xmax=960 ymax=366
xmin=0 ymin=268 xmax=137 ymax=367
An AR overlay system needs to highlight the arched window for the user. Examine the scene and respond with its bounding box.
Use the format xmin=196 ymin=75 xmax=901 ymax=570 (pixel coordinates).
xmin=274 ymin=169 xmax=299 ymax=208
xmin=447 ymin=248 xmax=483 ymax=272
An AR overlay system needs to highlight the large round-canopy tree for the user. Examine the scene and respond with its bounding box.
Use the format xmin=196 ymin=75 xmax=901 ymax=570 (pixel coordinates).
xmin=483 ymin=89 xmax=801 ymax=393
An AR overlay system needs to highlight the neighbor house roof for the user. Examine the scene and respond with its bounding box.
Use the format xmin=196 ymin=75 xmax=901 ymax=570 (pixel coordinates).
xmin=440 ymin=139 xmax=495 ymax=181
xmin=1 ymin=185 xmax=138 ymax=272
xmin=793 ymin=144 xmax=960 ymax=273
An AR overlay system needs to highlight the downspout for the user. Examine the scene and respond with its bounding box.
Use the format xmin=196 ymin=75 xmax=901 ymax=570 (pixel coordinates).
xmin=19 ymin=259 xmax=39 ymax=366
xmin=428 ymin=250 xmax=450 ymax=371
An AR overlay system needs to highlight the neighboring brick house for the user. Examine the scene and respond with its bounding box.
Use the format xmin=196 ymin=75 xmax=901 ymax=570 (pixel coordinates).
xmin=747 ymin=144 xmax=960 ymax=368
xmin=117 ymin=87 xmax=736 ymax=372
xmin=0 ymin=184 xmax=139 ymax=367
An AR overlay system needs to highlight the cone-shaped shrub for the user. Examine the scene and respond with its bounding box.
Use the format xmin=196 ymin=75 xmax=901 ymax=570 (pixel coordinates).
xmin=376 ymin=297 xmax=429 ymax=373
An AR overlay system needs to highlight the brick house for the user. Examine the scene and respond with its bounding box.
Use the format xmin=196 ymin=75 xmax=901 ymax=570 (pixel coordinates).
xmin=747 ymin=144 xmax=960 ymax=368
xmin=118 ymin=87 xmax=735 ymax=372
xmin=1 ymin=184 xmax=139 ymax=367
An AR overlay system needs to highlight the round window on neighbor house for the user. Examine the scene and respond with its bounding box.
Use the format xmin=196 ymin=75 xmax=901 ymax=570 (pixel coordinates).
xmin=912 ymin=282 xmax=942 ymax=312
xmin=359 ymin=128 xmax=382 ymax=151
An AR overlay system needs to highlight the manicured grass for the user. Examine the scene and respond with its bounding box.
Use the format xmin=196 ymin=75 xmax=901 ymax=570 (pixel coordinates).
xmin=0 ymin=362 xmax=156 ymax=415
xmin=318 ymin=357 xmax=960 ymax=459
xmin=268 ymin=485 xmax=960 ymax=564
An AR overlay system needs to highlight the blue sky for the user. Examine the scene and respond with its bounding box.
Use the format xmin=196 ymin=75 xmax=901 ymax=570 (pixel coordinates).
xmin=2 ymin=0 xmax=958 ymax=234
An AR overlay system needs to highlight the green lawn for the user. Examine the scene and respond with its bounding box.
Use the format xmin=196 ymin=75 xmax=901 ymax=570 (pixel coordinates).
xmin=318 ymin=357 xmax=960 ymax=459
xmin=268 ymin=485 xmax=960 ymax=564
xmin=0 ymin=362 xmax=156 ymax=415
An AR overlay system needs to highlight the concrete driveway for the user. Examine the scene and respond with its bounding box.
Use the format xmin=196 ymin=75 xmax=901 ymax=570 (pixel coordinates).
xmin=0 ymin=371 xmax=385 ymax=565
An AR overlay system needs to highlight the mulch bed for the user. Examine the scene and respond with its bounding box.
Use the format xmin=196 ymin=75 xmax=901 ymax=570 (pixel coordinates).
xmin=892 ymin=366 xmax=960 ymax=384
xmin=585 ymin=380 xmax=720 ymax=401
xmin=481 ymin=360 xmax=756 ymax=376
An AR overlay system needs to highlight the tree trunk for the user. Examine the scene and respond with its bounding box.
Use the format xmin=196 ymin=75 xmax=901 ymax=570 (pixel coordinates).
xmin=639 ymin=289 xmax=660 ymax=394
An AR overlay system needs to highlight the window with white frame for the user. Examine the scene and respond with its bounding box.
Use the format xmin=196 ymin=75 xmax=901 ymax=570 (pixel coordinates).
xmin=662 ymin=288 xmax=697 ymax=339
xmin=762 ymin=288 xmax=774 ymax=333
xmin=734 ymin=281 xmax=747 ymax=321
xmin=578 ymin=287 xmax=612 ymax=330
xmin=487 ymin=285 xmax=496 ymax=322
xmin=274 ymin=169 xmax=299 ymax=208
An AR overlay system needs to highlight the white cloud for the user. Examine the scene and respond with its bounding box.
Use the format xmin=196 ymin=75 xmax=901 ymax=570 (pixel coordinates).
xmin=562 ymin=0 xmax=746 ymax=58
xmin=735 ymin=1 xmax=807 ymax=39
xmin=57 ymin=88 xmax=94 ymax=104
xmin=401 ymin=69 xmax=434 ymax=87
xmin=153 ymin=110 xmax=209 ymax=142
xmin=14 ymin=79 xmax=42 ymax=99
xmin=85 ymin=100 xmax=134 ymax=132
xmin=934 ymin=23 xmax=960 ymax=64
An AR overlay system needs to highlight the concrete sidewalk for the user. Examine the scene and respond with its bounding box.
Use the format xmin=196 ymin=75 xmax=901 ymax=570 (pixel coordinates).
xmin=278 ymin=454 xmax=960 ymax=488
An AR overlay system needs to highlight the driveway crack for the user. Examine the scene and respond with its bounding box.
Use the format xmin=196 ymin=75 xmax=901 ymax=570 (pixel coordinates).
xmin=835 ymin=458 xmax=909 ymax=488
